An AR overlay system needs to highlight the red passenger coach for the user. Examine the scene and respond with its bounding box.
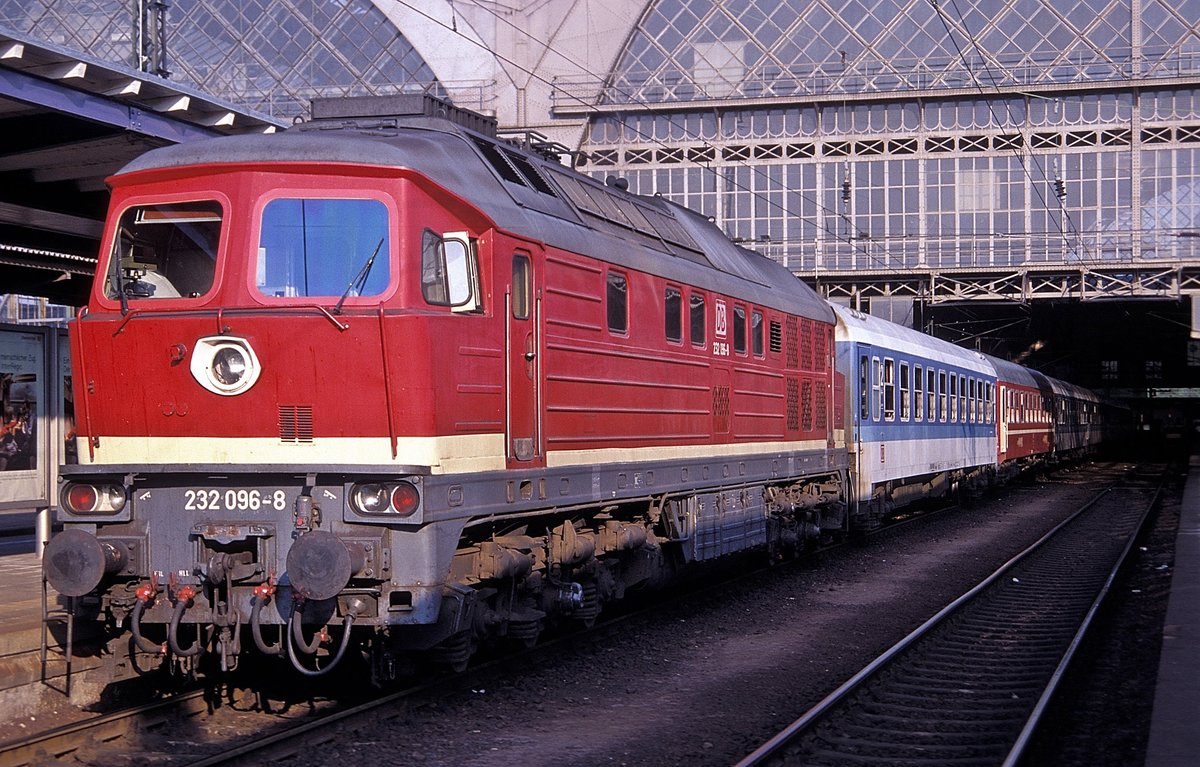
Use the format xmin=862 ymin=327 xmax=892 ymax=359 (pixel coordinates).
xmin=46 ymin=96 xmax=848 ymax=680
xmin=986 ymin=354 xmax=1054 ymax=476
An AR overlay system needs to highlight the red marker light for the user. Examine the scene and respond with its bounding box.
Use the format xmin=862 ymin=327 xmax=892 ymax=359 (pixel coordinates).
xmin=66 ymin=484 xmax=98 ymax=513
xmin=391 ymin=482 xmax=420 ymax=516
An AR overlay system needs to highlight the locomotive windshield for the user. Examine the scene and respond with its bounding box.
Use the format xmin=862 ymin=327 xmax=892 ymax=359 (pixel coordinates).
xmin=104 ymin=201 xmax=222 ymax=301
xmin=256 ymin=198 xmax=390 ymax=299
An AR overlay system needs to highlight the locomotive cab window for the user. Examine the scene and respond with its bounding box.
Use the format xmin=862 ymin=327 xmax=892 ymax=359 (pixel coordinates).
xmin=421 ymin=230 xmax=480 ymax=311
xmin=733 ymin=305 xmax=747 ymax=354
xmin=257 ymin=198 xmax=391 ymax=301
xmin=105 ymin=200 xmax=222 ymax=301
xmin=511 ymin=254 xmax=531 ymax=320
xmin=690 ymin=292 xmax=706 ymax=347
xmin=752 ymin=310 xmax=764 ymax=357
xmin=607 ymin=271 xmax=628 ymax=334
xmin=665 ymin=286 xmax=682 ymax=343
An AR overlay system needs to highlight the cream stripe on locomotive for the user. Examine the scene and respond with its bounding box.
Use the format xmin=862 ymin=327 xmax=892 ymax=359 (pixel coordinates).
xmin=79 ymin=435 xmax=833 ymax=473
xmin=545 ymin=438 xmax=833 ymax=468
xmin=79 ymin=434 xmax=509 ymax=473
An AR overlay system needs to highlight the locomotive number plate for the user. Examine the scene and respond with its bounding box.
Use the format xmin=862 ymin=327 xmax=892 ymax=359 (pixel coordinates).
xmin=181 ymin=488 xmax=292 ymax=513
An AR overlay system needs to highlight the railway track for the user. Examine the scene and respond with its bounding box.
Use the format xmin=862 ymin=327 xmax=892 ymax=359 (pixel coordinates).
xmin=0 ymin=464 xmax=1129 ymax=766
xmin=737 ymin=465 xmax=1164 ymax=767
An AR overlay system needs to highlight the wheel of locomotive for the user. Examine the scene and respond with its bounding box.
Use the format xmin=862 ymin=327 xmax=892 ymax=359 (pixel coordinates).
xmin=507 ymin=619 xmax=542 ymax=649
xmin=432 ymin=630 xmax=475 ymax=673
xmin=572 ymin=580 xmax=600 ymax=630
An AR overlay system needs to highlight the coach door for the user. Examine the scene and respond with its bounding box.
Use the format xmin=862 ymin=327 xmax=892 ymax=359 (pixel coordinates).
xmin=507 ymin=252 xmax=541 ymax=464
xmin=997 ymin=383 xmax=1009 ymax=457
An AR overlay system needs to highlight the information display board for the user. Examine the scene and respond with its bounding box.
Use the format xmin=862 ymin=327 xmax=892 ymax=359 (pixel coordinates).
xmin=0 ymin=324 xmax=55 ymax=510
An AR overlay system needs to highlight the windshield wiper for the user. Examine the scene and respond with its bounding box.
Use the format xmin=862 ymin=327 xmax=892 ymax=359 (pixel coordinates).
xmin=109 ymin=239 xmax=129 ymax=316
xmin=333 ymin=237 xmax=385 ymax=316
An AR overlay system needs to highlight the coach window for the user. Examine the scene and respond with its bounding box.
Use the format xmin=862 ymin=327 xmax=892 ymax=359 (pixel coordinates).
xmin=607 ymin=271 xmax=628 ymax=334
xmin=107 ymin=200 xmax=223 ymax=301
xmin=730 ymin=305 xmax=748 ymax=354
xmin=752 ymin=310 xmax=764 ymax=357
xmin=914 ymin=365 xmax=924 ymax=421
xmin=883 ymin=359 xmax=896 ymax=421
xmin=899 ymin=362 xmax=911 ymax=421
xmin=872 ymin=357 xmax=882 ymax=421
xmin=952 ymin=375 xmax=961 ymax=422
xmin=939 ymin=371 xmax=948 ymax=422
xmin=959 ymin=375 xmax=967 ymax=423
xmin=859 ymin=355 xmax=870 ymax=420
xmin=927 ymin=369 xmax=936 ymax=422
xmin=665 ymin=286 xmax=682 ymax=343
xmin=986 ymin=383 xmax=993 ymax=423
xmin=258 ymin=198 xmax=391 ymax=301
xmin=690 ymin=292 xmax=706 ymax=347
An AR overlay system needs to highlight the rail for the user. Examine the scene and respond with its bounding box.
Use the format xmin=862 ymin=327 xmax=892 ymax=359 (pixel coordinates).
xmin=736 ymin=466 xmax=1163 ymax=767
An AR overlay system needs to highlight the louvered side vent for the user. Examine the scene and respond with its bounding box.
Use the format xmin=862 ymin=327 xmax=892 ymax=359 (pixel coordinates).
xmin=713 ymin=386 xmax=731 ymax=434
xmin=786 ymin=378 xmax=800 ymax=431
xmin=800 ymin=319 xmax=814 ymax=371
xmin=785 ymin=316 xmax=799 ymax=369
xmin=278 ymin=405 xmax=314 ymax=443
xmin=813 ymin=325 xmax=827 ymax=371
xmin=801 ymin=380 xmax=814 ymax=432
xmin=770 ymin=320 xmax=784 ymax=354
xmin=815 ymin=385 xmax=827 ymax=430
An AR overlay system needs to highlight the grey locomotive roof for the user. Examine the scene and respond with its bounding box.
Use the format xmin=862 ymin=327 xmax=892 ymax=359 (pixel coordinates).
xmin=116 ymin=118 xmax=831 ymax=324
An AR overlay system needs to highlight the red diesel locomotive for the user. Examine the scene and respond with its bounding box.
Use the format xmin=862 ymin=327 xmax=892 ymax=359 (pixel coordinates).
xmin=44 ymin=97 xmax=848 ymax=678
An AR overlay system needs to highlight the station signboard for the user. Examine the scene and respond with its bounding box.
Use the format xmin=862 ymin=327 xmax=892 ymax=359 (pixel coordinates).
xmin=0 ymin=323 xmax=58 ymax=511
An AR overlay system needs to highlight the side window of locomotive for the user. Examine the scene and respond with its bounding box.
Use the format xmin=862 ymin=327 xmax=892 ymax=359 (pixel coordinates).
xmin=106 ymin=201 xmax=222 ymax=300
xmin=751 ymin=310 xmax=764 ymax=357
xmin=664 ymin=286 xmax=682 ymax=343
xmin=257 ymin=198 xmax=390 ymax=299
xmin=733 ymin=305 xmax=747 ymax=354
xmin=420 ymin=229 xmax=480 ymax=311
xmin=607 ymin=271 xmax=628 ymax=334
xmin=690 ymin=292 xmax=706 ymax=347
xmin=511 ymin=254 xmax=531 ymax=320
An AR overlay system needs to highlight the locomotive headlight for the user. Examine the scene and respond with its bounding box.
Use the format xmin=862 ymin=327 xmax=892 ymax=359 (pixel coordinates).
xmin=190 ymin=335 xmax=261 ymax=396
xmin=350 ymin=480 xmax=421 ymax=517
xmin=212 ymin=346 xmax=248 ymax=387
xmin=352 ymin=483 xmax=389 ymax=514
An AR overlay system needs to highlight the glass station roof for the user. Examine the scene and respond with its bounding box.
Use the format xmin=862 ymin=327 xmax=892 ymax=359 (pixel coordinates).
xmin=607 ymin=0 xmax=1200 ymax=102
xmin=0 ymin=0 xmax=442 ymax=119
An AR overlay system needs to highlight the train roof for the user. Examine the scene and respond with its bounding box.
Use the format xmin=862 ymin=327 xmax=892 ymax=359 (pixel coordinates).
xmin=982 ymin=354 xmax=1039 ymax=388
xmin=831 ymin=304 xmax=992 ymax=374
xmin=116 ymin=99 xmax=831 ymax=325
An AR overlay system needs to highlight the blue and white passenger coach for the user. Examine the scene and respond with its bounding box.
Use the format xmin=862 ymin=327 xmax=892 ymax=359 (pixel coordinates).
xmin=833 ymin=305 xmax=998 ymax=528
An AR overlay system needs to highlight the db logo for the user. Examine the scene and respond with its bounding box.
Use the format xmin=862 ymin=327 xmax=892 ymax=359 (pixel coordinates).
xmin=714 ymin=300 xmax=727 ymax=338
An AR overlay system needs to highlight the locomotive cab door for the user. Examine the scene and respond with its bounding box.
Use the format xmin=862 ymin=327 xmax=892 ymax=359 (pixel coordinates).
xmin=506 ymin=252 xmax=541 ymax=465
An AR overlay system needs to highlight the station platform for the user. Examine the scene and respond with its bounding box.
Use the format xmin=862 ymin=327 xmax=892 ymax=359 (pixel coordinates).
xmin=1146 ymin=456 xmax=1200 ymax=767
